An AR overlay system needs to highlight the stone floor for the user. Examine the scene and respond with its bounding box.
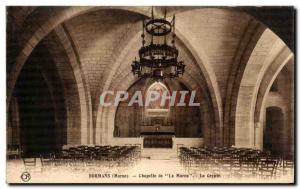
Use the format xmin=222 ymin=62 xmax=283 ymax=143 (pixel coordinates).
xmin=6 ymin=149 xmax=294 ymax=183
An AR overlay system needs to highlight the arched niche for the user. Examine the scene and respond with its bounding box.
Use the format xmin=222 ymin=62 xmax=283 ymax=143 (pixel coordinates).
xmin=114 ymin=78 xmax=202 ymax=138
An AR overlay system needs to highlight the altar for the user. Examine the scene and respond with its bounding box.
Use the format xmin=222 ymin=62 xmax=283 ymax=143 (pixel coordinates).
xmin=141 ymin=124 xmax=174 ymax=148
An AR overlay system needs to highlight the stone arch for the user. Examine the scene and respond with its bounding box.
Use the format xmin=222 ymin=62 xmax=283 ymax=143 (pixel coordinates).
xmin=254 ymin=49 xmax=293 ymax=124
xmin=52 ymin=25 xmax=93 ymax=144
xmin=234 ymin=28 xmax=292 ymax=148
xmin=42 ymin=31 xmax=88 ymax=145
xmin=96 ymin=60 xmax=218 ymax=145
xmin=92 ymin=23 xmax=142 ymax=143
xmin=7 ymin=6 xmax=152 ymax=108
xmin=98 ymin=55 xmax=217 ymax=145
xmin=95 ymin=26 xmax=223 ymax=146
xmin=223 ymin=19 xmax=266 ymax=146
xmin=12 ymin=42 xmax=66 ymax=153
xmin=254 ymin=58 xmax=293 ymax=150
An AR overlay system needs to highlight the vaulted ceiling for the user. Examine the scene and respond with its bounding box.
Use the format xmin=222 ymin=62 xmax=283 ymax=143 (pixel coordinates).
xmin=7 ymin=6 xmax=294 ymax=145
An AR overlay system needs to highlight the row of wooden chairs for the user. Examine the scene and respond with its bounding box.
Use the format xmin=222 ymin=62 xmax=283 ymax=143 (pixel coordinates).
xmin=178 ymin=146 xmax=294 ymax=179
xmin=60 ymin=145 xmax=140 ymax=160
xmin=23 ymin=145 xmax=141 ymax=172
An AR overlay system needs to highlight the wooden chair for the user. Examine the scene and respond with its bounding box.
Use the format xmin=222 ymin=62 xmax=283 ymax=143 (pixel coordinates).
xmin=23 ymin=157 xmax=37 ymax=172
xmin=258 ymin=159 xmax=277 ymax=179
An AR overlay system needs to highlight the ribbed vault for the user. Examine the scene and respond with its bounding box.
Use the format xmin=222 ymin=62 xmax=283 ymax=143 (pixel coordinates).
xmin=7 ymin=6 xmax=294 ymax=148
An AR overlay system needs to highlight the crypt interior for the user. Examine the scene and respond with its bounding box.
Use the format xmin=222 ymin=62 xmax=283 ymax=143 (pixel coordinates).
xmin=6 ymin=6 xmax=294 ymax=182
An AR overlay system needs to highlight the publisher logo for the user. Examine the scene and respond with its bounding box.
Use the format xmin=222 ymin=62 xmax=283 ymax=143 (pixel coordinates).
xmin=20 ymin=172 xmax=31 ymax=182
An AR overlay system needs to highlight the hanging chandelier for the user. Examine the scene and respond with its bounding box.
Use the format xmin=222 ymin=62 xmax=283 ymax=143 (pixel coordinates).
xmin=131 ymin=8 xmax=185 ymax=79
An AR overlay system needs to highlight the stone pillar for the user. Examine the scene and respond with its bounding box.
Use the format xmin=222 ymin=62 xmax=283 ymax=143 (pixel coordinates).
xmin=8 ymin=97 xmax=20 ymax=146
xmin=254 ymin=121 xmax=263 ymax=150
xmin=235 ymin=122 xmax=255 ymax=148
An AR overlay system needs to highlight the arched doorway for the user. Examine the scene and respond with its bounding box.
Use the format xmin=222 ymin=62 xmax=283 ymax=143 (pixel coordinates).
xmin=264 ymin=106 xmax=284 ymax=155
xmin=10 ymin=44 xmax=67 ymax=156
xmin=16 ymin=62 xmax=58 ymax=155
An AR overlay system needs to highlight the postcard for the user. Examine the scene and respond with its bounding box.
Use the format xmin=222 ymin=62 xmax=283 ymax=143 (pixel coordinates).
xmin=6 ymin=6 xmax=295 ymax=184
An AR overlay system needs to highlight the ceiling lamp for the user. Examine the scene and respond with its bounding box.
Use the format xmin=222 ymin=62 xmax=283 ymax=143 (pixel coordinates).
xmin=131 ymin=8 xmax=185 ymax=80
